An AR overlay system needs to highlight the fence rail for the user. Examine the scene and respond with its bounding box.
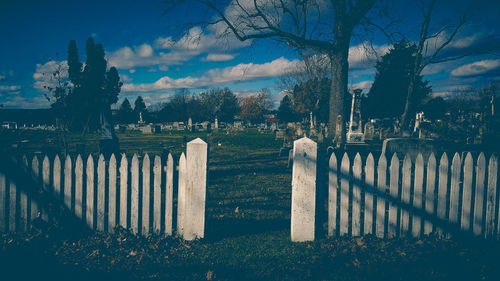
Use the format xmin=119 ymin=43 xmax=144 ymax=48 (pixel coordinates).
xmin=0 ymin=138 xmax=208 ymax=240
xmin=292 ymin=137 xmax=499 ymax=241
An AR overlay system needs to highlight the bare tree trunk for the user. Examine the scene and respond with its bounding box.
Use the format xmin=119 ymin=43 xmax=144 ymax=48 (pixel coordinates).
xmin=401 ymin=0 xmax=436 ymax=134
xmin=400 ymin=77 xmax=416 ymax=134
xmin=329 ymin=45 xmax=349 ymax=146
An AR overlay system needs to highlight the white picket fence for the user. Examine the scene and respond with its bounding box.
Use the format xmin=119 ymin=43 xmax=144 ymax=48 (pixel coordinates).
xmin=0 ymin=138 xmax=207 ymax=240
xmin=291 ymin=137 xmax=499 ymax=241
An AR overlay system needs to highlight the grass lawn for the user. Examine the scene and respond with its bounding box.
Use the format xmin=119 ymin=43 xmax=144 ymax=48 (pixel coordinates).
xmin=1 ymin=129 xmax=499 ymax=281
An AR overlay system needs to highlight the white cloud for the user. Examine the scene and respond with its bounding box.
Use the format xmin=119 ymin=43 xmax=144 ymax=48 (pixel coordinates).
xmin=203 ymin=54 xmax=237 ymax=62
xmin=32 ymin=60 xmax=69 ymax=92
xmin=108 ymin=26 xmax=249 ymax=70
xmin=137 ymin=44 xmax=153 ymax=57
xmin=450 ymin=59 xmax=500 ymax=77
xmin=0 ymin=85 xmax=21 ymax=91
xmin=120 ymin=74 xmax=132 ymax=82
xmin=122 ymin=57 xmax=301 ymax=92
xmin=421 ymin=60 xmax=461 ymax=76
xmin=1 ymin=95 xmax=50 ymax=109
xmin=349 ymin=80 xmax=373 ymax=92
xmin=348 ymin=42 xmax=390 ymax=69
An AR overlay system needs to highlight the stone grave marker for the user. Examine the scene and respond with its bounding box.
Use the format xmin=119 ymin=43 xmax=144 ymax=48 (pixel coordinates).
xmin=364 ymin=122 xmax=375 ymax=141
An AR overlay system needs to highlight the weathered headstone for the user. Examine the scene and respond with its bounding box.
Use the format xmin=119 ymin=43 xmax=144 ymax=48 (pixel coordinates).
xmin=275 ymin=130 xmax=285 ymax=139
xmin=363 ymin=122 xmax=375 ymax=141
xmin=334 ymin=115 xmax=342 ymax=145
xmin=139 ymin=125 xmax=152 ymax=134
xmin=295 ymin=123 xmax=303 ymax=138
xmin=291 ymin=137 xmax=317 ymax=242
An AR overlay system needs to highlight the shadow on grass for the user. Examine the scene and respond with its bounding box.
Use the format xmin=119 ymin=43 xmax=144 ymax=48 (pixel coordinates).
xmin=209 ymin=165 xmax=288 ymax=178
xmin=205 ymin=218 xmax=289 ymax=242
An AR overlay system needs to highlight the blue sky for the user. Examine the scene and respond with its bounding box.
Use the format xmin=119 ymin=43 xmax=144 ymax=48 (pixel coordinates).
xmin=0 ymin=0 xmax=499 ymax=109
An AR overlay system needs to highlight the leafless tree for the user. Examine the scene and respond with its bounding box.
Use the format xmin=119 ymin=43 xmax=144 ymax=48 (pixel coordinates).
xmin=400 ymin=0 xmax=500 ymax=133
xmin=166 ymin=0 xmax=378 ymax=144
xmin=280 ymin=51 xmax=330 ymax=92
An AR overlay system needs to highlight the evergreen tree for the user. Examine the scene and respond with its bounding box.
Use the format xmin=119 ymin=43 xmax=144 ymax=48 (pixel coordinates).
xmin=118 ymin=98 xmax=133 ymax=123
xmin=52 ymin=37 xmax=122 ymax=132
xmin=67 ymin=40 xmax=82 ymax=87
xmin=134 ymin=96 xmax=146 ymax=113
xmin=134 ymin=96 xmax=147 ymax=122
xmin=367 ymin=40 xmax=431 ymax=119
xmin=277 ymin=95 xmax=296 ymax=122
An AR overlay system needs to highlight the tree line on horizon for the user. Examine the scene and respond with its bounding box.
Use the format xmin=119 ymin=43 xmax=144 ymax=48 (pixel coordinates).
xmin=42 ymin=37 xmax=498 ymax=133
xmin=116 ymin=87 xmax=273 ymax=124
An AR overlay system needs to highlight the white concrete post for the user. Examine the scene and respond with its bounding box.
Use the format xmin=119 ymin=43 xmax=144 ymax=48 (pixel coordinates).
xmin=183 ymin=138 xmax=207 ymax=240
xmin=291 ymin=137 xmax=316 ymax=242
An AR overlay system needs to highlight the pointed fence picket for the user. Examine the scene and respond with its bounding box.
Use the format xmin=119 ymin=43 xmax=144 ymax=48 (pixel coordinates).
xmin=461 ymin=153 xmax=473 ymax=231
xmin=352 ymin=154 xmax=362 ymax=237
xmin=412 ymin=154 xmax=424 ymax=237
xmin=86 ymin=155 xmax=95 ymax=229
xmin=473 ymin=153 xmax=485 ymax=236
xmin=153 ymin=156 xmax=162 ymax=234
xmin=364 ymin=154 xmax=375 ymax=236
xmin=177 ymin=153 xmax=186 ymax=237
xmin=142 ymin=154 xmax=151 ymax=236
xmin=340 ymin=153 xmax=349 ymax=236
xmin=97 ymin=155 xmax=106 ymax=232
xmin=449 ymin=153 xmax=461 ymax=225
xmin=376 ymin=154 xmax=387 ymax=238
xmin=388 ymin=154 xmax=399 ymax=237
xmin=30 ymin=156 xmax=39 ymax=221
xmin=1 ymin=147 xmax=200 ymax=238
xmin=485 ymin=155 xmax=497 ymax=236
xmin=401 ymin=155 xmax=412 ymax=236
xmin=165 ymin=154 xmax=174 ymax=235
xmin=19 ymin=182 xmax=28 ymax=232
xmin=119 ymin=154 xmax=128 ymax=229
xmin=108 ymin=154 xmax=117 ymax=233
xmin=41 ymin=156 xmax=50 ymax=222
xmin=74 ymin=155 xmax=82 ymax=217
xmin=424 ymin=153 xmax=436 ymax=235
xmin=9 ymin=180 xmax=17 ymax=231
xmin=21 ymin=157 xmax=30 ymax=230
xmin=130 ymin=154 xmax=139 ymax=235
xmin=436 ymin=153 xmax=448 ymax=236
xmin=328 ymin=153 xmax=338 ymax=237
xmin=53 ymin=155 xmax=61 ymax=202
